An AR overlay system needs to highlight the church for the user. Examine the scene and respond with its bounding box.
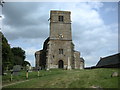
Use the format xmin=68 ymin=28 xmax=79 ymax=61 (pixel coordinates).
xmin=35 ymin=10 xmax=84 ymax=70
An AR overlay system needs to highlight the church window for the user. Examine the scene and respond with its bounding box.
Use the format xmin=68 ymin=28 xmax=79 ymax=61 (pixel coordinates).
xmin=59 ymin=49 xmax=63 ymax=54
xmin=59 ymin=16 xmax=64 ymax=22
xmin=53 ymin=55 xmax=54 ymax=58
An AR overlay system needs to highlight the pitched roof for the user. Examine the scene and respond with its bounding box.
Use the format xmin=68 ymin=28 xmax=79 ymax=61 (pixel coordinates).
xmin=80 ymin=57 xmax=84 ymax=62
xmin=96 ymin=53 xmax=120 ymax=67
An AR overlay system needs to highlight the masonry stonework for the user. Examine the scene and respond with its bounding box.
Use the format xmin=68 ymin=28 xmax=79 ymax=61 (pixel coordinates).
xmin=35 ymin=10 xmax=84 ymax=70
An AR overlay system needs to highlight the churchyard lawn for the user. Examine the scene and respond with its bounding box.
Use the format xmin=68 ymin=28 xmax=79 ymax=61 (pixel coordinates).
xmin=2 ymin=68 xmax=119 ymax=88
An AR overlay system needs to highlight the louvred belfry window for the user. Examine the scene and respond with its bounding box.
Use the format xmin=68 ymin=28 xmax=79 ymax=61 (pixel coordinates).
xmin=59 ymin=16 xmax=64 ymax=22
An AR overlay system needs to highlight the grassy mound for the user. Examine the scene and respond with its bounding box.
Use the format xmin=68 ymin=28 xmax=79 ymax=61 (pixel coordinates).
xmin=2 ymin=68 xmax=119 ymax=88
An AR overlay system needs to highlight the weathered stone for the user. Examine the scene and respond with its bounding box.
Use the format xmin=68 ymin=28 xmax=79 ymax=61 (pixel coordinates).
xmin=111 ymin=72 xmax=119 ymax=77
xmin=13 ymin=65 xmax=21 ymax=72
xmin=13 ymin=65 xmax=21 ymax=75
xmin=90 ymin=85 xmax=102 ymax=89
xmin=35 ymin=10 xmax=85 ymax=70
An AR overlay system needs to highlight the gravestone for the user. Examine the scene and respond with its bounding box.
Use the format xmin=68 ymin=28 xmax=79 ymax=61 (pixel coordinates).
xmin=111 ymin=72 xmax=119 ymax=77
xmin=13 ymin=65 xmax=21 ymax=75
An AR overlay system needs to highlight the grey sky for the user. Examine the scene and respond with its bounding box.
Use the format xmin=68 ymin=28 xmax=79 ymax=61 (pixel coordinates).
xmin=2 ymin=2 xmax=118 ymax=67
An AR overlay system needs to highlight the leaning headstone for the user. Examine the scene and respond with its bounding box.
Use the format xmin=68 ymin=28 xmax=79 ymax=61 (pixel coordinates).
xmin=111 ymin=72 xmax=119 ymax=77
xmin=13 ymin=65 xmax=21 ymax=75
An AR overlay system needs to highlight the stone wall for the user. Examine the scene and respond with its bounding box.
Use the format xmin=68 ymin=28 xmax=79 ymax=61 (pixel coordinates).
xmin=74 ymin=51 xmax=81 ymax=69
xmin=35 ymin=51 xmax=40 ymax=68
xmin=47 ymin=40 xmax=73 ymax=69
xmin=35 ymin=10 xmax=85 ymax=70
xmin=80 ymin=58 xmax=84 ymax=69
xmin=50 ymin=11 xmax=72 ymax=40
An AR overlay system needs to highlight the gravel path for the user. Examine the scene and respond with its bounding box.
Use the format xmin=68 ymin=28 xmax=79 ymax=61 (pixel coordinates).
xmin=2 ymin=79 xmax=32 ymax=88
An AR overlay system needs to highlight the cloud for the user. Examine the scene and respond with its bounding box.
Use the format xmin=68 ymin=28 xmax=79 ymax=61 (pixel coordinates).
xmin=67 ymin=2 xmax=118 ymax=67
xmin=3 ymin=2 xmax=49 ymax=40
xmin=105 ymin=7 xmax=116 ymax=12
xmin=3 ymin=2 xmax=40 ymax=26
xmin=25 ymin=46 xmax=40 ymax=56
xmin=74 ymin=23 xmax=118 ymax=67
xmin=3 ymin=20 xmax=49 ymax=40
xmin=2 ymin=2 xmax=118 ymax=67
xmin=9 ymin=38 xmax=46 ymax=66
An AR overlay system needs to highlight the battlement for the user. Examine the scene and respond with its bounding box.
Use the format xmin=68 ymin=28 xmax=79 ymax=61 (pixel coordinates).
xmin=50 ymin=10 xmax=71 ymax=15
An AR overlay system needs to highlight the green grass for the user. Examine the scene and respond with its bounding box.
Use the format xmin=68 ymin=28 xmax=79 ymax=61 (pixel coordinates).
xmin=2 ymin=68 xmax=119 ymax=88
xmin=2 ymin=69 xmax=63 ymax=85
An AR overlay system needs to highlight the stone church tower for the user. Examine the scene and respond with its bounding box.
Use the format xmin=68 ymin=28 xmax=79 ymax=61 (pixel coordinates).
xmin=35 ymin=10 xmax=84 ymax=70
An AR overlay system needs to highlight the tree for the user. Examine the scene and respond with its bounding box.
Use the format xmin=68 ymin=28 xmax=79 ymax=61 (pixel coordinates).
xmin=2 ymin=33 xmax=14 ymax=73
xmin=22 ymin=61 xmax=31 ymax=70
xmin=11 ymin=47 xmax=26 ymax=66
xmin=1 ymin=32 xmax=30 ymax=74
xmin=23 ymin=61 xmax=31 ymax=67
